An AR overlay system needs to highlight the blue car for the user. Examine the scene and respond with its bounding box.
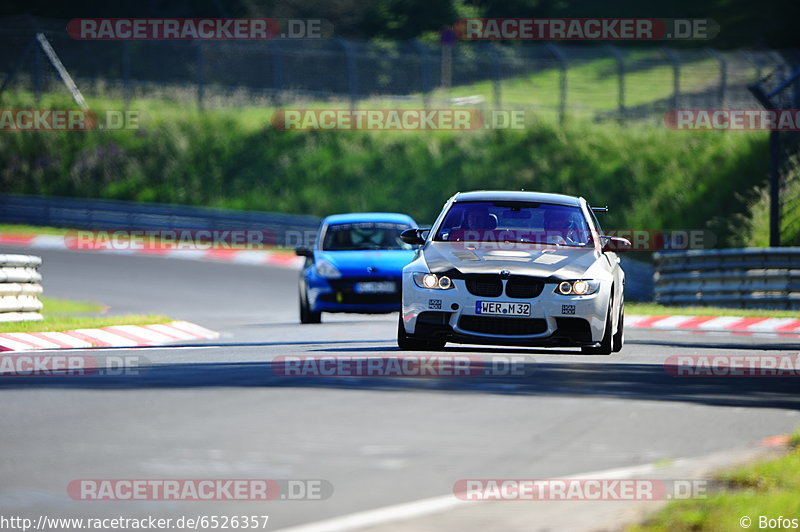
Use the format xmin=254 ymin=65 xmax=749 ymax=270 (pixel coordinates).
xmin=295 ymin=213 xmax=418 ymax=323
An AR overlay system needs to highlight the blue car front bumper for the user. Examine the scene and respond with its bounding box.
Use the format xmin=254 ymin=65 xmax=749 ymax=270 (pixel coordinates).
xmin=306 ymin=275 xmax=402 ymax=314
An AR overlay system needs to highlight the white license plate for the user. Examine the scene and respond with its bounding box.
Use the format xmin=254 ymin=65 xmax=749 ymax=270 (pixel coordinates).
xmin=355 ymin=281 xmax=396 ymax=294
xmin=475 ymin=301 xmax=531 ymax=317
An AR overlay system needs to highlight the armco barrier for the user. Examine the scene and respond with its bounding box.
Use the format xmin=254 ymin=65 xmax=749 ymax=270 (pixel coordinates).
xmin=0 ymin=194 xmax=321 ymax=248
xmin=0 ymin=254 xmax=43 ymax=322
xmin=654 ymin=248 xmax=800 ymax=309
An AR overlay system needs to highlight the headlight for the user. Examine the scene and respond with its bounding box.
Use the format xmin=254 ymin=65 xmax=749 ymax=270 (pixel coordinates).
xmin=315 ymin=260 xmax=341 ymax=279
xmin=555 ymin=280 xmax=600 ymax=296
xmin=413 ymin=272 xmax=454 ymax=290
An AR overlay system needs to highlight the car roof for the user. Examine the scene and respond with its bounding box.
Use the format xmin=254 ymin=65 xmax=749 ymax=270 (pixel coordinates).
xmin=322 ymin=212 xmax=416 ymax=225
xmin=453 ymin=190 xmax=582 ymax=207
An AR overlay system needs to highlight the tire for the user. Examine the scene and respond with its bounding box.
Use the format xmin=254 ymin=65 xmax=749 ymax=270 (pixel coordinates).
xmin=581 ymin=304 xmax=614 ymax=355
xmin=397 ymin=313 xmax=445 ymax=351
xmin=299 ymin=285 xmax=321 ymax=324
xmin=611 ymin=303 xmax=624 ymax=353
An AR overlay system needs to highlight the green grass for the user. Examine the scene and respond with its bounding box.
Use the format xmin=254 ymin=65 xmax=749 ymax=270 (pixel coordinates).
xmin=628 ymin=430 xmax=800 ymax=532
xmin=626 ymin=303 xmax=800 ymax=318
xmin=40 ymin=296 xmax=104 ymax=314
xmin=0 ymin=45 xmax=781 ymax=245
xmin=0 ymin=88 xmax=771 ymax=248
xmin=0 ymin=296 xmax=170 ymax=333
xmin=0 ymin=224 xmax=71 ymax=236
xmin=442 ymin=51 xmax=733 ymax=118
xmin=10 ymin=45 xmax=737 ymax=120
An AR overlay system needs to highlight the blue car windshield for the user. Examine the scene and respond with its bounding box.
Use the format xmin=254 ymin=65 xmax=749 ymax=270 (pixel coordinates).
xmin=434 ymin=201 xmax=592 ymax=247
xmin=322 ymin=222 xmax=415 ymax=251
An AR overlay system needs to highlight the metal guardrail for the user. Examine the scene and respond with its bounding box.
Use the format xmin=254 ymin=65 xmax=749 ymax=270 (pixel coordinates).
xmin=0 ymin=254 xmax=43 ymax=322
xmin=654 ymin=248 xmax=800 ymax=309
xmin=0 ymin=194 xmax=321 ymax=247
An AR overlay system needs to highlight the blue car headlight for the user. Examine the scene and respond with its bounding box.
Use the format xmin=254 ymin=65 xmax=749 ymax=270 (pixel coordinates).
xmin=412 ymin=272 xmax=454 ymax=290
xmin=555 ymin=280 xmax=601 ymax=296
xmin=316 ymin=260 xmax=341 ymax=279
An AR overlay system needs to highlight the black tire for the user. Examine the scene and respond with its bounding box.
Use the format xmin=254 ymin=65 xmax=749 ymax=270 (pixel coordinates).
xmin=299 ymin=285 xmax=321 ymax=324
xmin=581 ymin=304 xmax=614 ymax=355
xmin=397 ymin=313 xmax=445 ymax=350
xmin=612 ymin=303 xmax=624 ymax=353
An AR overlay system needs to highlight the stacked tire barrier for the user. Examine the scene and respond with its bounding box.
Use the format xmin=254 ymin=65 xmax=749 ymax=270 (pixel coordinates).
xmin=0 ymin=255 xmax=43 ymax=322
xmin=654 ymin=248 xmax=800 ymax=310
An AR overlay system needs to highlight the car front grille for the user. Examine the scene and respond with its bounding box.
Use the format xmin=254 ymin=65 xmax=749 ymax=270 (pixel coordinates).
xmin=464 ymin=274 xmax=545 ymax=298
xmin=320 ymin=278 xmax=400 ymax=305
xmin=458 ymin=316 xmax=547 ymax=336
xmin=465 ymin=275 xmax=503 ymax=297
xmin=505 ymin=276 xmax=544 ymax=298
xmin=318 ymin=293 xmax=399 ymax=304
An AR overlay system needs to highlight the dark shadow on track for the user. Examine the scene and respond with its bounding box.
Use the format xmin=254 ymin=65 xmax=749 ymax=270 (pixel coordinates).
xmin=238 ymin=320 xmax=396 ymax=328
xmin=311 ymin=345 xmax=582 ymax=355
xmin=626 ymin=339 xmax=800 ymax=351
xmin=1 ymin=359 xmax=798 ymax=411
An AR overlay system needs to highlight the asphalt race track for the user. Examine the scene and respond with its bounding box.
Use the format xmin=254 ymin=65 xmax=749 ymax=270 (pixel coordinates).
xmin=1 ymin=247 xmax=799 ymax=530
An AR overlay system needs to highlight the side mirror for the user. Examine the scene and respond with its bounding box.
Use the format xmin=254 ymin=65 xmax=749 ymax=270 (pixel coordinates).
xmin=400 ymin=228 xmax=427 ymax=246
xmin=295 ymin=247 xmax=313 ymax=257
xmin=602 ymin=236 xmax=632 ymax=252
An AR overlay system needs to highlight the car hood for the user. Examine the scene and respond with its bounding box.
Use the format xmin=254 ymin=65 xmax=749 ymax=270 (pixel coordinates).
xmin=318 ymin=249 xmax=415 ymax=277
xmin=421 ymin=241 xmax=604 ymax=280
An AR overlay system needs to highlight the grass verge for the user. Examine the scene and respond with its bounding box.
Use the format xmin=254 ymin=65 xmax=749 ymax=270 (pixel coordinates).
xmin=0 ymin=223 xmax=70 ymax=236
xmin=626 ymin=303 xmax=800 ymax=319
xmin=0 ymin=296 xmax=170 ymax=334
xmin=628 ymin=430 xmax=800 ymax=532
xmin=0 ymin=89 xmax=771 ymax=249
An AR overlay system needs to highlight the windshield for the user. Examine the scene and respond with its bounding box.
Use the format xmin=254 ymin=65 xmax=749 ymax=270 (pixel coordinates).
xmin=322 ymin=222 xmax=415 ymax=251
xmin=434 ymin=201 xmax=592 ymax=246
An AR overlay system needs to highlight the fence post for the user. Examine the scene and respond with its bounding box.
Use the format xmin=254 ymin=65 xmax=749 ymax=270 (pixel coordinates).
xmin=122 ymin=40 xmax=131 ymax=107
xmin=706 ymin=48 xmax=727 ymax=107
xmin=605 ymin=44 xmax=625 ymax=119
xmin=483 ymin=42 xmax=502 ymax=109
xmin=661 ymin=47 xmax=681 ymax=110
xmin=33 ymin=35 xmax=42 ymax=104
xmin=545 ymin=43 xmax=567 ymax=124
xmin=196 ymin=40 xmax=205 ymax=110
xmin=270 ymin=40 xmax=284 ymax=104
xmin=440 ymin=42 xmax=453 ymax=93
xmin=769 ymin=130 xmax=781 ymax=247
xmin=411 ymin=40 xmax=433 ymax=108
xmin=337 ymin=38 xmax=359 ymax=110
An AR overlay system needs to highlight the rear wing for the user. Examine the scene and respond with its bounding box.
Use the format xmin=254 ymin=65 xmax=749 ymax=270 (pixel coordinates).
xmin=591 ymin=206 xmax=608 ymax=213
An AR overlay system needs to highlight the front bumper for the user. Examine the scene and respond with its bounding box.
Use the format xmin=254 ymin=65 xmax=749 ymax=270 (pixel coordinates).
xmin=307 ymin=275 xmax=402 ymax=314
xmin=401 ymin=273 xmax=610 ymax=346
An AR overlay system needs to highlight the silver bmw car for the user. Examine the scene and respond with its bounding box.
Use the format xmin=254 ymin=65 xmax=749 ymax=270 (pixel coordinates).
xmin=397 ymin=190 xmax=631 ymax=354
